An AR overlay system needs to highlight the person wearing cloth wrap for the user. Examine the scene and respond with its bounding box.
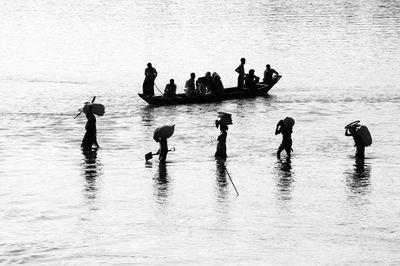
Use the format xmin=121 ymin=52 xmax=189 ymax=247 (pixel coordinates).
xmin=275 ymin=117 xmax=294 ymax=159
xmin=81 ymin=105 xmax=99 ymax=150
xmin=215 ymin=120 xmax=228 ymax=158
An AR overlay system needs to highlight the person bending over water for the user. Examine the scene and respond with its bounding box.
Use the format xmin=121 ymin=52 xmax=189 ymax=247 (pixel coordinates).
xmin=215 ymin=121 xmax=228 ymax=158
xmin=345 ymin=122 xmax=371 ymax=159
xmin=81 ymin=106 xmax=99 ymax=150
xmin=275 ymin=117 xmax=294 ymax=158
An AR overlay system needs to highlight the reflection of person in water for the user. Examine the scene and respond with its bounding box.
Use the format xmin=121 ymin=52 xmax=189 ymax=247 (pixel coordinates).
xmin=81 ymin=149 xmax=101 ymax=200
xmin=153 ymin=163 xmax=170 ymax=202
xmin=346 ymin=157 xmax=371 ymax=195
xmin=81 ymin=106 xmax=99 ymax=150
xmin=274 ymin=158 xmax=294 ymax=200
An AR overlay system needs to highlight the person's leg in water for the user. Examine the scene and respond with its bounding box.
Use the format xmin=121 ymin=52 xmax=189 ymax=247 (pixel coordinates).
xmin=277 ymin=144 xmax=284 ymax=159
xmin=355 ymin=146 xmax=365 ymax=159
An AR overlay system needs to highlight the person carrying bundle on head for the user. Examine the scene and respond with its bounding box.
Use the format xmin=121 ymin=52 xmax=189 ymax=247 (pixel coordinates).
xmin=345 ymin=121 xmax=372 ymax=159
xmin=215 ymin=112 xmax=232 ymax=158
xmin=275 ymin=117 xmax=295 ymax=159
xmin=153 ymin=125 xmax=175 ymax=163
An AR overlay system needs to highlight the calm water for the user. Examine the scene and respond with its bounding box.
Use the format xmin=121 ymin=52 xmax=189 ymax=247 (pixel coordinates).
xmin=1 ymin=0 xmax=400 ymax=264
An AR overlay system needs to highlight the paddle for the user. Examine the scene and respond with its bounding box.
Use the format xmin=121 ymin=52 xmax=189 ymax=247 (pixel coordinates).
xmin=145 ymin=147 xmax=175 ymax=161
xmin=74 ymin=96 xmax=96 ymax=119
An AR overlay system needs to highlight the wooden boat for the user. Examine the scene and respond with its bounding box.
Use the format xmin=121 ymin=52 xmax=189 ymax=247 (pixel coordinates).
xmin=138 ymin=76 xmax=281 ymax=106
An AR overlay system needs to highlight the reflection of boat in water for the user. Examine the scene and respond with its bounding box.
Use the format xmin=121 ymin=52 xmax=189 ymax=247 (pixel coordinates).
xmin=138 ymin=77 xmax=281 ymax=106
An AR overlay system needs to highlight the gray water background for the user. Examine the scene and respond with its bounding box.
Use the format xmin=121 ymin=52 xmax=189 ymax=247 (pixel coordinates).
xmin=1 ymin=0 xmax=400 ymax=264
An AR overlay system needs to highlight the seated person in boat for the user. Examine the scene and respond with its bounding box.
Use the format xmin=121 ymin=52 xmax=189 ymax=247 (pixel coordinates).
xmin=263 ymin=64 xmax=279 ymax=84
xmin=184 ymin=73 xmax=196 ymax=97
xmin=164 ymin=79 xmax=177 ymax=98
xmin=196 ymin=72 xmax=212 ymax=95
xmin=244 ymin=69 xmax=260 ymax=92
xmin=212 ymin=72 xmax=224 ymax=96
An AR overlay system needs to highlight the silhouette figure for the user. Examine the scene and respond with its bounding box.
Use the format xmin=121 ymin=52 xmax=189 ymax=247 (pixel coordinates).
xmin=345 ymin=122 xmax=372 ymax=159
xmin=215 ymin=121 xmax=228 ymax=158
xmin=275 ymin=117 xmax=295 ymax=158
xmin=196 ymin=72 xmax=212 ymax=95
xmin=143 ymin=63 xmax=158 ymax=96
xmin=185 ymin=73 xmax=196 ymax=97
xmin=164 ymin=79 xmax=177 ymax=98
xmin=81 ymin=106 xmax=99 ymax=150
xmin=235 ymin=58 xmax=246 ymax=90
xmin=244 ymin=69 xmax=260 ymax=92
xmin=263 ymin=64 xmax=279 ymax=84
xmin=154 ymin=138 xmax=169 ymax=163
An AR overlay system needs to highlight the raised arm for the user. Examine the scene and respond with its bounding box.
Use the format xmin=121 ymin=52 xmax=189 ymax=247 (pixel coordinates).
xmin=275 ymin=120 xmax=283 ymax=135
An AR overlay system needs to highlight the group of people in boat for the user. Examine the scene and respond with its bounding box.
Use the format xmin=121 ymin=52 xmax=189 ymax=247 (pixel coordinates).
xmin=141 ymin=58 xmax=280 ymax=98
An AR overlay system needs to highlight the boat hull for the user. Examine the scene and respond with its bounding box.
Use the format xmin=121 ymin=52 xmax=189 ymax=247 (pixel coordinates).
xmin=138 ymin=76 xmax=281 ymax=106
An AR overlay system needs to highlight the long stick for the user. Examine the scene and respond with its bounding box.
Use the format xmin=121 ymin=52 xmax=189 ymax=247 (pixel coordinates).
xmin=154 ymin=83 xmax=164 ymax=96
xmin=74 ymin=96 xmax=96 ymax=119
xmin=224 ymin=167 xmax=239 ymax=196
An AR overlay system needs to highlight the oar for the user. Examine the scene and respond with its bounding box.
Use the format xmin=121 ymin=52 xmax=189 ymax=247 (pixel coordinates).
xmin=224 ymin=166 xmax=239 ymax=196
xmin=74 ymin=96 xmax=96 ymax=119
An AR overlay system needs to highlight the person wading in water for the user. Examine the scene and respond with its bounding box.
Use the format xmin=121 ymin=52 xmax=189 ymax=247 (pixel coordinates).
xmin=275 ymin=117 xmax=295 ymax=159
xmin=81 ymin=105 xmax=99 ymax=150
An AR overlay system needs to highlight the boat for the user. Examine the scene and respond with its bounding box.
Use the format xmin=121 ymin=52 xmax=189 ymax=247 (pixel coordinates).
xmin=138 ymin=76 xmax=281 ymax=106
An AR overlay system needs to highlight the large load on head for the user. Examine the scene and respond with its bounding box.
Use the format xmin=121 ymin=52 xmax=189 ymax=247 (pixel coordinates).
xmin=82 ymin=103 xmax=105 ymax=116
xmin=153 ymin=124 xmax=175 ymax=141
xmin=283 ymin=117 xmax=295 ymax=128
xmin=217 ymin=112 xmax=232 ymax=126
xmin=355 ymin=125 xmax=372 ymax=146
xmin=345 ymin=120 xmax=372 ymax=146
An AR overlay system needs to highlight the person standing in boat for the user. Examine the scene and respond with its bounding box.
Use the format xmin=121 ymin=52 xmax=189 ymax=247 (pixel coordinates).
xmin=185 ymin=73 xmax=196 ymax=97
xmin=275 ymin=117 xmax=295 ymax=159
xmin=143 ymin=63 xmax=158 ymax=96
xmin=164 ymin=79 xmax=177 ymax=98
xmin=263 ymin=64 xmax=279 ymax=84
xmin=235 ymin=58 xmax=246 ymax=90
xmin=81 ymin=105 xmax=100 ymax=150
xmin=244 ymin=69 xmax=260 ymax=93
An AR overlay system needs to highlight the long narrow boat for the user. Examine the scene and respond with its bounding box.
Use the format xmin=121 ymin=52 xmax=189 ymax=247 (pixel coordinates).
xmin=138 ymin=76 xmax=281 ymax=106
